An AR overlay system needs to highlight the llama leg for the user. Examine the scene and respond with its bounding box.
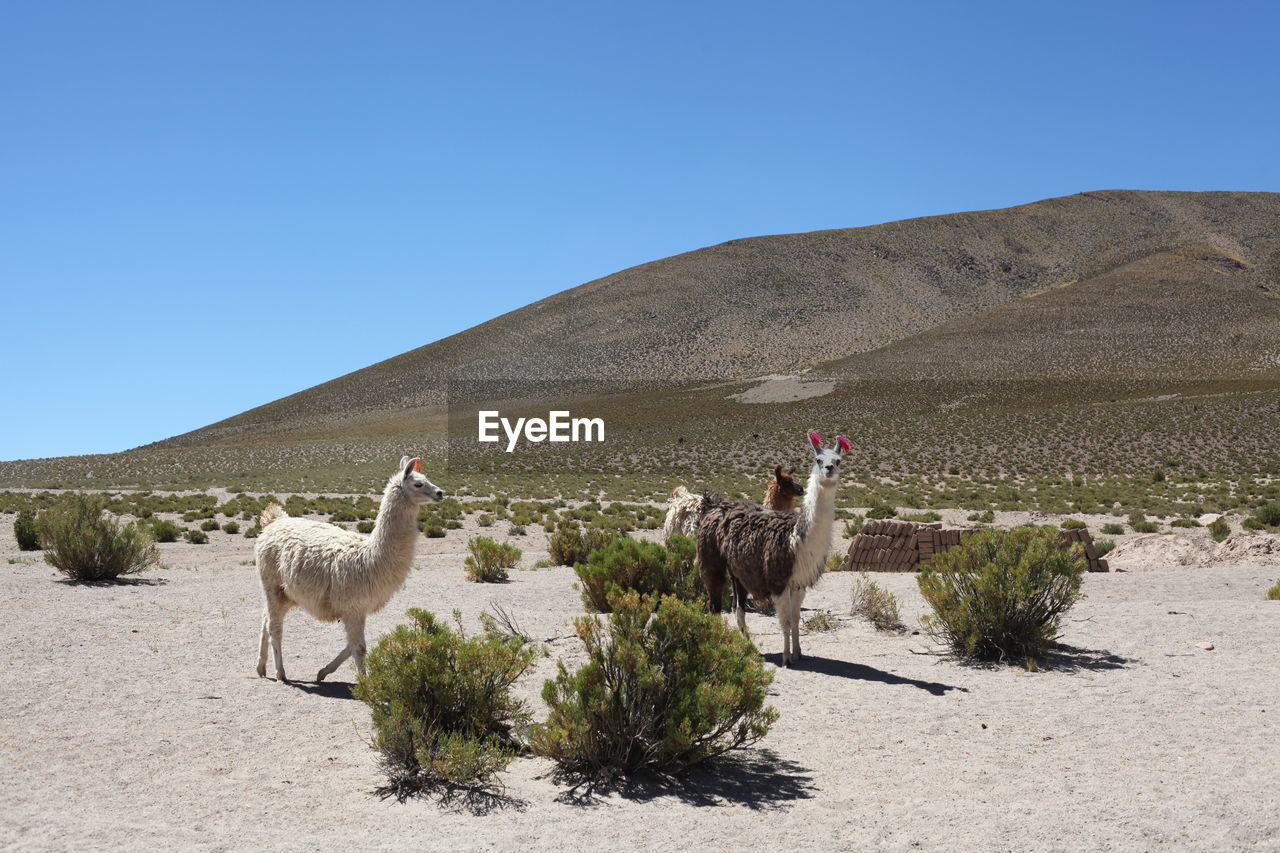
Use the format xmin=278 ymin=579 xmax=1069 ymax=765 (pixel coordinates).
xmin=731 ymin=577 xmax=749 ymax=636
xmin=268 ymin=599 xmax=288 ymax=683
xmin=791 ymin=587 xmax=807 ymax=664
xmin=256 ymin=608 xmax=270 ymax=678
xmin=775 ymin=587 xmax=793 ymax=666
xmin=319 ymin=614 xmax=367 ymax=681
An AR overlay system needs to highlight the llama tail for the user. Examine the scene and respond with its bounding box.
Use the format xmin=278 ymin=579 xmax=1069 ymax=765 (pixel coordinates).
xmin=259 ymin=504 xmax=287 ymax=529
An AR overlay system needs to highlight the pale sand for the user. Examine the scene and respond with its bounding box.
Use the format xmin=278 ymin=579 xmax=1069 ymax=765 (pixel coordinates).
xmin=2 ymin=513 xmax=1279 ymax=852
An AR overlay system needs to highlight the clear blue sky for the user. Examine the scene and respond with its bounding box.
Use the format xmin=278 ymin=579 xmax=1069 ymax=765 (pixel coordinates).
xmin=3 ymin=1 xmax=1278 ymax=460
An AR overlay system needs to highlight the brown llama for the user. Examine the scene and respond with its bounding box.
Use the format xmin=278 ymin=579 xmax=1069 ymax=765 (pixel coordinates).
xmin=697 ymin=432 xmax=849 ymax=667
xmin=762 ymin=465 xmax=805 ymax=512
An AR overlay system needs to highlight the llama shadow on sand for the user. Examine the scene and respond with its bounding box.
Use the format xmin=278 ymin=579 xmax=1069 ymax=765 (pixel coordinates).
xmin=550 ymin=747 xmax=816 ymax=809
xmin=764 ymin=654 xmax=967 ymax=696
xmin=288 ymin=679 xmax=359 ymax=700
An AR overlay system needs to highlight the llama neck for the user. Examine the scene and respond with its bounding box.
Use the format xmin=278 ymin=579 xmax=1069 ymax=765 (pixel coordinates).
xmin=363 ymin=477 xmax=420 ymax=579
xmin=798 ymin=465 xmax=836 ymax=543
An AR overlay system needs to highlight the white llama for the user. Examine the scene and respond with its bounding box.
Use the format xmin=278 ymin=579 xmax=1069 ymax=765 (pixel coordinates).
xmin=697 ymin=432 xmax=849 ymax=667
xmin=255 ymin=456 xmax=444 ymax=683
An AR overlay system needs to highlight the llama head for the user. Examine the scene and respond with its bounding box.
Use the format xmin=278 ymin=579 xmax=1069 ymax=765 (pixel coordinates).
xmin=773 ymin=464 xmax=805 ymax=499
xmin=398 ymin=456 xmax=445 ymax=504
xmin=807 ymin=432 xmax=848 ymax=484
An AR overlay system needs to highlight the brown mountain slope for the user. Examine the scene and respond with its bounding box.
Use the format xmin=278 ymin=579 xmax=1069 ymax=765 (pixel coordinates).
xmin=156 ymin=189 xmax=1280 ymax=447
xmin=817 ymin=244 xmax=1280 ymax=382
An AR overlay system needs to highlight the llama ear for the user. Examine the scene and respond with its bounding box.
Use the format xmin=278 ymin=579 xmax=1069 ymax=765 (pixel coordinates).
xmin=837 ymin=436 xmax=852 ymax=455
xmin=399 ymin=456 xmax=411 ymax=470
xmin=402 ymin=457 xmax=420 ymax=478
xmin=808 ymin=431 xmax=822 ymax=451
xmin=774 ymin=464 xmax=783 ymax=478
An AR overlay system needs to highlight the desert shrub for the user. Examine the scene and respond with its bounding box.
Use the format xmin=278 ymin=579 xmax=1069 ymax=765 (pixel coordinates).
xmin=802 ymin=609 xmax=837 ymax=633
xmin=841 ymin=516 xmax=866 ymax=537
xmin=423 ymin=524 xmax=446 ymax=538
xmin=200 ymin=519 xmax=220 ymax=532
xmin=184 ymin=528 xmax=208 ymax=544
xmin=1101 ymin=522 xmax=1125 ymax=535
xmin=357 ymin=520 xmax=375 ymax=534
xmin=1060 ymin=519 xmax=1087 ymax=530
xmin=1209 ymin=517 xmax=1231 ymax=542
xmin=445 ymin=520 xmax=463 ymax=530
xmin=1093 ymin=537 xmax=1116 ymax=558
xmin=967 ymin=510 xmax=996 ymax=524
xmin=1128 ymin=512 xmax=1158 ymax=534
xmin=1253 ymin=501 xmax=1280 ymax=528
xmin=1169 ymin=517 xmax=1200 ymax=528
xmin=531 ymin=592 xmax=776 ymax=784
xmin=464 ymin=536 xmax=520 ymax=582
xmin=901 ymin=511 xmax=942 ymax=523
xmin=1243 ymin=517 xmax=1266 ymax=531
xmin=850 ymin=572 xmax=904 ymax=631
xmin=222 ymin=521 xmax=240 ymax=534
xmin=508 ymin=524 xmax=526 ymax=536
xmin=243 ymin=524 xmax=261 ymax=539
xmin=917 ymin=527 xmax=1085 ymax=662
xmin=548 ymin=524 xmax=617 ymax=567
xmin=477 ymin=513 xmax=495 ymax=528
xmin=40 ymin=494 xmax=159 ymax=582
xmin=354 ymin=609 xmax=537 ymax=799
xmin=14 ymin=510 xmax=41 ymax=550
xmin=574 ymin=535 xmax=705 ymax=612
xmin=866 ymin=504 xmax=897 ymax=519
xmin=1268 ymin=579 xmax=1280 ymax=601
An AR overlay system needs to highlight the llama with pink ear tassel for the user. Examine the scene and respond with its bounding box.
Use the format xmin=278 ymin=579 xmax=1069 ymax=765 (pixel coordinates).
xmin=697 ymin=432 xmax=851 ymax=667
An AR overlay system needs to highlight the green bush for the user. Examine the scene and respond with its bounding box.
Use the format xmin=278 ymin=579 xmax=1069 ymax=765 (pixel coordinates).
xmin=901 ymin=511 xmax=941 ymax=523
xmin=40 ymin=494 xmax=159 ymax=582
xmin=866 ymin=504 xmax=897 ymax=520
xmin=354 ymin=609 xmax=537 ymax=799
xmin=357 ymin=520 xmax=375 ymax=534
xmin=1094 ymin=538 xmax=1116 ymax=558
xmin=1060 ymin=519 xmax=1087 ymax=530
xmin=548 ymin=524 xmax=617 ymax=566
xmin=917 ymin=527 xmax=1085 ymax=662
xmin=531 ymin=592 xmax=776 ymax=784
xmin=1100 ymin=522 xmax=1125 ymax=535
xmin=1268 ymin=579 xmax=1280 ymax=601
xmin=1253 ymin=501 xmax=1280 ymax=528
xmin=1169 ymin=517 xmax=1200 ymax=529
xmin=477 ymin=513 xmax=495 ymax=528
xmin=243 ymin=524 xmax=261 ymax=539
xmin=200 ymin=519 xmax=220 ymax=532
xmin=222 ymin=521 xmax=240 ymax=534
xmin=185 ymin=529 xmax=208 ymax=544
xmin=423 ymin=525 xmax=446 ymax=538
xmin=14 ymin=510 xmax=41 ymax=550
xmin=1128 ymin=512 xmax=1158 ymax=534
xmin=967 ymin=510 xmax=996 ymax=524
xmin=464 ymin=536 xmax=520 ymax=582
xmin=574 ymin=535 xmax=705 ymax=612
xmin=1209 ymin=517 xmax=1231 ymax=542
xmin=149 ymin=519 xmax=182 ymax=542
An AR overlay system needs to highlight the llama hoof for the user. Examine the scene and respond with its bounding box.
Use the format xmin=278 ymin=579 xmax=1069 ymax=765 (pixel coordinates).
xmin=256 ymin=665 xmax=266 ymax=678
xmin=316 ymin=670 xmax=328 ymax=683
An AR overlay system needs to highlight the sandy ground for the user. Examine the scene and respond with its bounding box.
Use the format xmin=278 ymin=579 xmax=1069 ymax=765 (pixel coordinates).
xmin=2 ymin=510 xmax=1279 ymax=852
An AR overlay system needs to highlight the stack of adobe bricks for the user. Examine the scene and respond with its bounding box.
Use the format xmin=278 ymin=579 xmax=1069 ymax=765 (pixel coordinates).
xmin=841 ymin=519 xmax=1110 ymax=573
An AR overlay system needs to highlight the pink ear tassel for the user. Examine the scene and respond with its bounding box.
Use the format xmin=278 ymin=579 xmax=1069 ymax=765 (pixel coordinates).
xmin=808 ymin=431 xmax=822 ymax=447
xmin=837 ymin=436 xmax=851 ymax=454
xmin=412 ymin=458 xmax=422 ymax=473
